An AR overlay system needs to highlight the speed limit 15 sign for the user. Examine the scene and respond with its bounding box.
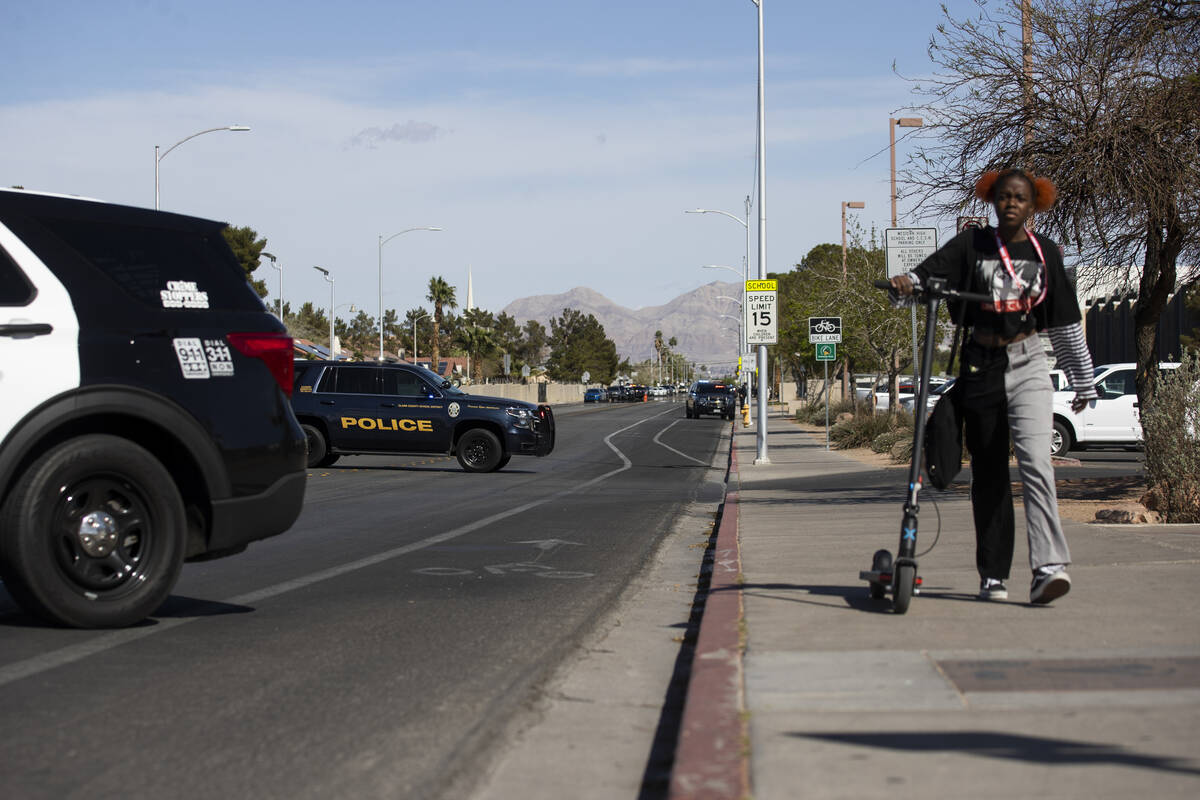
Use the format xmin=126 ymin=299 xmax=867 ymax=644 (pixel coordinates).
xmin=744 ymin=279 xmax=778 ymax=345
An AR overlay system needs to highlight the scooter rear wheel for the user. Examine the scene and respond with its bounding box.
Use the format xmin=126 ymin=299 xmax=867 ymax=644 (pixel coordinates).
xmin=893 ymin=564 xmax=915 ymax=614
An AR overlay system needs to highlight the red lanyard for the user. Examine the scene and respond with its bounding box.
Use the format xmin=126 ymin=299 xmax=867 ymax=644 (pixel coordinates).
xmin=991 ymin=228 xmax=1047 ymax=310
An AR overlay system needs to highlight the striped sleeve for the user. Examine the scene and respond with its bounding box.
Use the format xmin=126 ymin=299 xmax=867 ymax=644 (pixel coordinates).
xmin=1047 ymin=322 xmax=1098 ymax=399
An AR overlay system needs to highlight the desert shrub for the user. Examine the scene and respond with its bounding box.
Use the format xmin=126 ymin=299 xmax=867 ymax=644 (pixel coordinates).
xmin=831 ymin=407 xmax=911 ymax=450
xmin=891 ymin=435 xmax=914 ymax=463
xmin=1141 ymin=352 xmax=1200 ymax=522
xmin=872 ymin=429 xmax=904 ymax=453
xmin=797 ymin=397 xmax=857 ymax=425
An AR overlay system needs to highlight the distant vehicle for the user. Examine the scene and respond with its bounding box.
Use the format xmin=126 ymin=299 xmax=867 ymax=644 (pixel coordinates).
xmin=624 ymin=385 xmax=649 ymax=402
xmin=606 ymin=385 xmax=625 ymax=402
xmin=0 ymin=189 xmax=306 ymax=628
xmin=583 ymin=387 xmax=605 ymax=403
xmin=686 ymin=381 xmax=737 ymax=420
xmin=291 ymin=360 xmax=555 ymax=472
xmin=1050 ymin=362 xmax=1180 ymax=457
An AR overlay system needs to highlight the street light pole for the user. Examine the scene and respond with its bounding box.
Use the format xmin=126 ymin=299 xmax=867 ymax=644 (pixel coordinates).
xmin=890 ymin=116 xmax=924 ymax=400
xmin=314 ymin=266 xmax=335 ymax=358
xmin=840 ymin=201 xmax=865 ymax=279
xmin=262 ymin=252 xmax=282 ymax=320
xmin=378 ymin=227 xmax=442 ymax=361
xmin=155 ymin=125 xmax=250 ymax=210
xmin=411 ymin=312 xmax=429 ymax=361
xmin=752 ymin=0 xmax=769 ymax=464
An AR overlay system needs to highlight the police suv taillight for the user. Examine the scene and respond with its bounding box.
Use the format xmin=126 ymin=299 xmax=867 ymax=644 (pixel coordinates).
xmin=227 ymin=332 xmax=295 ymax=396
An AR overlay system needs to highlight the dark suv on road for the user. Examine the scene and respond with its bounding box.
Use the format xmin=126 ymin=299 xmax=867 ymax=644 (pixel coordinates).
xmin=686 ymin=380 xmax=737 ymax=420
xmin=290 ymin=361 xmax=555 ymax=472
xmin=0 ymin=189 xmax=306 ymax=628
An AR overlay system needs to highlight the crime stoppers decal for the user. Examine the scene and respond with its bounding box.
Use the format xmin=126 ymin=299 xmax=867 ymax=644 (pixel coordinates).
xmin=161 ymin=280 xmax=210 ymax=309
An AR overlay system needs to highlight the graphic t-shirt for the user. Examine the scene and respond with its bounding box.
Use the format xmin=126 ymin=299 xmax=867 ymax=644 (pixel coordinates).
xmin=911 ymin=226 xmax=1080 ymax=340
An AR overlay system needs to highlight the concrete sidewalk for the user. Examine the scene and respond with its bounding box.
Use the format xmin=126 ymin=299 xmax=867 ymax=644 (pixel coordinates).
xmin=681 ymin=410 xmax=1200 ymax=799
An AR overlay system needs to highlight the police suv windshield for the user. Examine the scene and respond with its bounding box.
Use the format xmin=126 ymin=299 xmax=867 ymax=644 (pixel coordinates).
xmin=412 ymin=364 xmax=467 ymax=396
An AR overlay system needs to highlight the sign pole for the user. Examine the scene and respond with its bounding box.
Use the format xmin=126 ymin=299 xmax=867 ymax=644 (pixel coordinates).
xmin=824 ymin=360 xmax=830 ymax=450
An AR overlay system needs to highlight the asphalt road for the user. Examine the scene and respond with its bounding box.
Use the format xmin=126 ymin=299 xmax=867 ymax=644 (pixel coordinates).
xmin=0 ymin=398 xmax=726 ymax=800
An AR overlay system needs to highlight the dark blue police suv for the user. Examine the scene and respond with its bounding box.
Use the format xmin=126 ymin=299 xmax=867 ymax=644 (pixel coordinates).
xmin=291 ymin=361 xmax=555 ymax=472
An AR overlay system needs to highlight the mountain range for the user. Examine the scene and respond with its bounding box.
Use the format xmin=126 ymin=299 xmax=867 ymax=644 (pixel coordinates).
xmin=501 ymin=281 xmax=744 ymax=369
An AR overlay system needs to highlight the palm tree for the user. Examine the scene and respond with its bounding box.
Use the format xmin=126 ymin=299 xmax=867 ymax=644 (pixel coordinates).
xmin=455 ymin=325 xmax=496 ymax=383
xmin=425 ymin=276 xmax=457 ymax=374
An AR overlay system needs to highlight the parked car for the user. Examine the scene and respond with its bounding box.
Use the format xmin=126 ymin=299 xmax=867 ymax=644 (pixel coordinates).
xmin=583 ymin=387 xmax=605 ymax=403
xmin=606 ymin=385 xmax=625 ymax=402
xmin=1050 ymin=362 xmax=1180 ymax=456
xmin=0 ymin=189 xmax=306 ymax=627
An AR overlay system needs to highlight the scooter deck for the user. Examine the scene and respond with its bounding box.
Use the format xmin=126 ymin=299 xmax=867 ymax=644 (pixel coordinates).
xmin=859 ymin=569 xmax=923 ymax=591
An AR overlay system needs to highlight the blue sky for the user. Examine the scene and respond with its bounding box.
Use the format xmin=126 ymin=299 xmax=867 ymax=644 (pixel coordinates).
xmin=2 ymin=0 xmax=987 ymax=319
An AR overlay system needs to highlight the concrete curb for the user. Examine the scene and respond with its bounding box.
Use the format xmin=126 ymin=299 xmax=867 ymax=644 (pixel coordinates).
xmin=668 ymin=432 xmax=748 ymax=800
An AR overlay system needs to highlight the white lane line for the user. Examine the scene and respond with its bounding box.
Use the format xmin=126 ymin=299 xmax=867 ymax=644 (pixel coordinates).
xmin=0 ymin=406 xmax=678 ymax=688
xmin=652 ymin=418 xmax=710 ymax=465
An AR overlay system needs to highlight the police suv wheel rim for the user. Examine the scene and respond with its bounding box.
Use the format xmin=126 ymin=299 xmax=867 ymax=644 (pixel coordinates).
xmin=54 ymin=477 xmax=152 ymax=593
xmin=462 ymin=437 xmax=491 ymax=467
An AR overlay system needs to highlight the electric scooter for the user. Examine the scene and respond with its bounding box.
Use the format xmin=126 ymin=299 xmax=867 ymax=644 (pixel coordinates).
xmin=859 ymin=276 xmax=990 ymax=613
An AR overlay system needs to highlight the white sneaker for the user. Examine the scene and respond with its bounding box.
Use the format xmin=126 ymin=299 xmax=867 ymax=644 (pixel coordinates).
xmin=979 ymin=578 xmax=1008 ymax=601
xmin=1030 ymin=567 xmax=1071 ymax=604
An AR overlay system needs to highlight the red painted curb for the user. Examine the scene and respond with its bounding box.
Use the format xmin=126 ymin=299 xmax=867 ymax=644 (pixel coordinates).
xmin=668 ymin=437 xmax=747 ymax=799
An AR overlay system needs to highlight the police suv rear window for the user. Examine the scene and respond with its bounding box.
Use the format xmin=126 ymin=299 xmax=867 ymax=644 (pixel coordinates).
xmin=17 ymin=214 xmax=262 ymax=312
xmin=0 ymin=247 xmax=35 ymax=306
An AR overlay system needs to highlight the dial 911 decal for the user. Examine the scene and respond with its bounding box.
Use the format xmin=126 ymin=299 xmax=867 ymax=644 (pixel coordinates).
xmin=173 ymin=338 xmax=236 ymax=379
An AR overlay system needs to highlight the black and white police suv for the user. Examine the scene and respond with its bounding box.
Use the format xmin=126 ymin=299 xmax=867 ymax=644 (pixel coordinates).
xmin=291 ymin=360 xmax=555 ymax=472
xmin=0 ymin=189 xmax=306 ymax=628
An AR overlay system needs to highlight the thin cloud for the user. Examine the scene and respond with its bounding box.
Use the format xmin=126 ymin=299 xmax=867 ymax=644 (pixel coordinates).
xmin=344 ymin=120 xmax=448 ymax=150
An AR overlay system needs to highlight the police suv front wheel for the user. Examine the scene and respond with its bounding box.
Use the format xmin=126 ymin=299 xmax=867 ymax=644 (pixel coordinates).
xmin=0 ymin=435 xmax=186 ymax=628
xmin=457 ymin=429 xmax=503 ymax=473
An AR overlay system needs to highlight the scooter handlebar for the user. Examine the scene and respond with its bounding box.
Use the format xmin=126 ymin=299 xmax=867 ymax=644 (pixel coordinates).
xmin=873 ymin=278 xmax=990 ymax=304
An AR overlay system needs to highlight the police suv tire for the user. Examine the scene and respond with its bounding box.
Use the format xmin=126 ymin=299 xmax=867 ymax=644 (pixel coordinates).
xmin=457 ymin=429 xmax=503 ymax=473
xmin=495 ymin=454 xmax=512 ymax=470
xmin=0 ymin=435 xmax=186 ymax=629
xmin=316 ymin=453 xmax=340 ymax=467
xmin=301 ymin=423 xmax=329 ymax=468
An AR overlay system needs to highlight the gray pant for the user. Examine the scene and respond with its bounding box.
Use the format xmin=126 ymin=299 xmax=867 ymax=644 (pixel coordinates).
xmin=962 ymin=336 xmax=1071 ymax=576
xmin=1004 ymin=338 xmax=1071 ymax=570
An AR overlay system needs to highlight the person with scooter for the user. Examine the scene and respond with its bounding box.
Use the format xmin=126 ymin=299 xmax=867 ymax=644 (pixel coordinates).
xmin=889 ymin=169 xmax=1097 ymax=605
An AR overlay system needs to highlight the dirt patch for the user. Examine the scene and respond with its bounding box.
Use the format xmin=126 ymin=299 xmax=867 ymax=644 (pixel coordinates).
xmin=789 ymin=420 xmax=1146 ymax=523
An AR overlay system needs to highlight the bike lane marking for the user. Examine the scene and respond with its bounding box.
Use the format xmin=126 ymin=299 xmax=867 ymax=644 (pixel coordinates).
xmin=0 ymin=405 xmax=681 ymax=688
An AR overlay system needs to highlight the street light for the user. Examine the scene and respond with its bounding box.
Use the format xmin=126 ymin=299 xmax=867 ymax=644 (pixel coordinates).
xmin=262 ymin=251 xmax=282 ymax=320
xmin=313 ymin=266 xmax=334 ymax=358
xmin=716 ymin=295 xmax=742 ymax=308
xmin=378 ymin=227 xmax=442 ymax=360
xmin=841 ymin=202 xmax=865 ymax=279
xmin=155 ymin=125 xmax=250 ymax=210
xmin=411 ymin=311 xmax=429 ymax=361
xmin=687 ymin=204 xmax=751 ymax=355
xmin=890 ymin=116 xmax=924 ymax=399
xmin=889 ymin=117 xmax=923 ymax=227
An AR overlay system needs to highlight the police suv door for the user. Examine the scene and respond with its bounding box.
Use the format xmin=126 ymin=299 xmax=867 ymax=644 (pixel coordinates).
xmin=381 ymin=367 xmax=444 ymax=452
xmin=0 ymin=224 xmax=80 ymax=441
xmin=321 ymin=365 xmax=388 ymax=451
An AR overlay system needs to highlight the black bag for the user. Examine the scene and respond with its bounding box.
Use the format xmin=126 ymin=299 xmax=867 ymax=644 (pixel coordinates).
xmin=923 ymin=380 xmax=963 ymax=490
xmin=922 ymin=277 xmax=970 ymax=491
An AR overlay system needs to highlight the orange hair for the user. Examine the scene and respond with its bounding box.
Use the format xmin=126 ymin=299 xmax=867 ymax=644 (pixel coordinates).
xmin=975 ymin=169 xmax=1057 ymax=212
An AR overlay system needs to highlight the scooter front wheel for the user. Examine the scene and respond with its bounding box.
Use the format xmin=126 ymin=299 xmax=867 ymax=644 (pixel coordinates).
xmin=892 ymin=564 xmax=916 ymax=614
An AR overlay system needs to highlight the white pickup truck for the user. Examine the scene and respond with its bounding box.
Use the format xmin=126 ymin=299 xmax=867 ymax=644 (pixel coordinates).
xmin=1050 ymin=362 xmax=1179 ymax=457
